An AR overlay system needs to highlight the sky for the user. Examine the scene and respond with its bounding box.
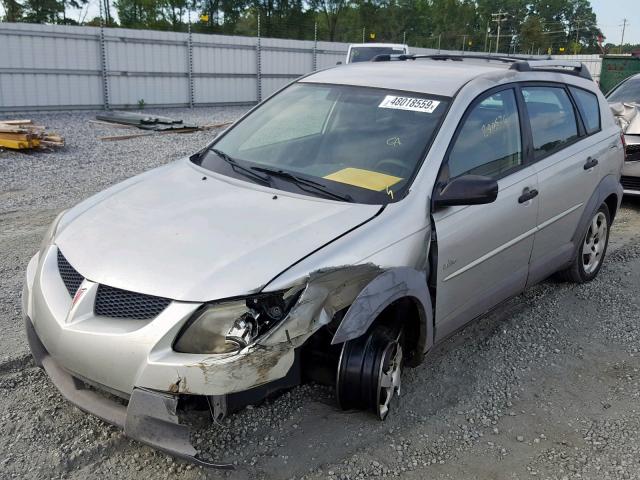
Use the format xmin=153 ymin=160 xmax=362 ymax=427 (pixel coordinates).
xmin=590 ymin=0 xmax=639 ymax=45
xmin=2 ymin=0 xmax=639 ymax=46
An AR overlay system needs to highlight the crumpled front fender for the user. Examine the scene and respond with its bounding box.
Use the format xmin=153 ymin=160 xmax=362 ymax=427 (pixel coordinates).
xmin=259 ymin=265 xmax=433 ymax=358
xmin=331 ymin=267 xmax=432 ymax=350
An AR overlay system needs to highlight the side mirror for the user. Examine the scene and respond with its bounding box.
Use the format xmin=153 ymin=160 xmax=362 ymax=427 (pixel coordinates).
xmin=433 ymin=175 xmax=498 ymax=208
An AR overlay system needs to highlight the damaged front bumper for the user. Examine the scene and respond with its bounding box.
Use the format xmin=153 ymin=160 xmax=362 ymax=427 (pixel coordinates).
xmin=25 ymin=315 xmax=234 ymax=469
xmin=21 ymin=248 xmax=303 ymax=469
xmin=22 ymin=241 xmax=433 ymax=467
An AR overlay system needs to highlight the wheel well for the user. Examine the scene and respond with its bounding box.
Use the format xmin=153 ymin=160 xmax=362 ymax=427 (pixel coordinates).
xmin=374 ymin=297 xmax=426 ymax=367
xmin=604 ymin=193 xmax=618 ymax=222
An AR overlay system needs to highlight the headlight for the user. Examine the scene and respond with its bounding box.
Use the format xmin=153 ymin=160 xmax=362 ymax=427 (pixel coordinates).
xmin=39 ymin=210 xmax=67 ymax=257
xmin=174 ymin=289 xmax=301 ymax=355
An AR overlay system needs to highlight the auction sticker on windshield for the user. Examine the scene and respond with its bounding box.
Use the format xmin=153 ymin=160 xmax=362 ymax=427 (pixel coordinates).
xmin=379 ymin=95 xmax=440 ymax=113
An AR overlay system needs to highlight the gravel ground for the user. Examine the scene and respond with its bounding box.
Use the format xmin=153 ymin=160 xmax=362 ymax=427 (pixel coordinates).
xmin=1 ymin=108 xmax=640 ymax=480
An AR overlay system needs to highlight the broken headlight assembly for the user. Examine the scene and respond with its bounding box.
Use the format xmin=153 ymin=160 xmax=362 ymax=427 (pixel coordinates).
xmin=174 ymin=288 xmax=302 ymax=355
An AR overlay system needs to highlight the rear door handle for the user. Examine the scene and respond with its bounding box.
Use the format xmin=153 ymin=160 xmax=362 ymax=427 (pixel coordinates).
xmin=584 ymin=157 xmax=598 ymax=170
xmin=518 ymin=187 xmax=538 ymax=204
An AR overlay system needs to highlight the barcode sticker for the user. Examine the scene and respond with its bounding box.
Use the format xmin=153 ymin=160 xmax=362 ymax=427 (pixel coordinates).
xmin=378 ymin=95 xmax=440 ymax=113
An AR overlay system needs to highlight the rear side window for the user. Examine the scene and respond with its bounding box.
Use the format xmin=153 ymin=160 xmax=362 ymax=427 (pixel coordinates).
xmin=447 ymin=89 xmax=522 ymax=179
xmin=522 ymin=86 xmax=579 ymax=159
xmin=570 ymin=87 xmax=601 ymax=135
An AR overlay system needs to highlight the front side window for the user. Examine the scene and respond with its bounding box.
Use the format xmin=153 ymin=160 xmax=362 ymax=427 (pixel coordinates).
xmin=522 ymin=86 xmax=579 ymax=159
xmin=447 ymin=89 xmax=522 ymax=179
xmin=570 ymin=86 xmax=601 ymax=135
xmin=194 ymin=83 xmax=450 ymax=204
xmin=607 ymin=75 xmax=640 ymax=104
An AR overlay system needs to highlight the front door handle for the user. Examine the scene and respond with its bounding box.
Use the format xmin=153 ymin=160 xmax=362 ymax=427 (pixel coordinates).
xmin=584 ymin=157 xmax=599 ymax=170
xmin=518 ymin=187 xmax=539 ymax=204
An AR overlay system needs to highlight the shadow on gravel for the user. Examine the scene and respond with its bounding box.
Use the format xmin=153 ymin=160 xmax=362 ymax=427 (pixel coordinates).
xmin=621 ymin=195 xmax=640 ymax=212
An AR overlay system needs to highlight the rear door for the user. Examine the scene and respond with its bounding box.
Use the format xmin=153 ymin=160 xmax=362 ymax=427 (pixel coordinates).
xmin=521 ymin=84 xmax=604 ymax=285
xmin=432 ymin=87 xmax=539 ymax=341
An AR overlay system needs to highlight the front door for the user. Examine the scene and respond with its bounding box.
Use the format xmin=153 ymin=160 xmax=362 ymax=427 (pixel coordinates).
xmin=432 ymin=87 xmax=539 ymax=341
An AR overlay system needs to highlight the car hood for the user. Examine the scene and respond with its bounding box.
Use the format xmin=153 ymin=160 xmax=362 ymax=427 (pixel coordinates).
xmin=55 ymin=159 xmax=381 ymax=302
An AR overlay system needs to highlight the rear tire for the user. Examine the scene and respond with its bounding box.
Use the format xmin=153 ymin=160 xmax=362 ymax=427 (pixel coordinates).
xmin=557 ymin=203 xmax=610 ymax=283
xmin=336 ymin=325 xmax=403 ymax=420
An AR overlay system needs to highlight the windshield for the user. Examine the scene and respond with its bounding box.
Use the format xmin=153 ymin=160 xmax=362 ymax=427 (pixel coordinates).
xmin=349 ymin=46 xmax=406 ymax=63
xmin=194 ymin=83 xmax=450 ymax=204
xmin=607 ymin=75 xmax=640 ymax=104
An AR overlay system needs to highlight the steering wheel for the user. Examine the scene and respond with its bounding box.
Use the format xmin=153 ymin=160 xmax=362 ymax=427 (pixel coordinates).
xmin=374 ymin=158 xmax=410 ymax=178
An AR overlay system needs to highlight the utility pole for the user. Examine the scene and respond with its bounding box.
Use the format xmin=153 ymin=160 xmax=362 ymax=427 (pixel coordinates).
xmin=462 ymin=34 xmax=467 ymax=53
xmin=491 ymin=10 xmax=508 ymax=54
xmin=484 ymin=19 xmax=490 ymax=52
xmin=620 ymin=18 xmax=628 ymax=53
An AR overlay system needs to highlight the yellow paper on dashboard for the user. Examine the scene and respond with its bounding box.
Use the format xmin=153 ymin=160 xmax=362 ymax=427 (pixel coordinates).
xmin=323 ymin=167 xmax=402 ymax=192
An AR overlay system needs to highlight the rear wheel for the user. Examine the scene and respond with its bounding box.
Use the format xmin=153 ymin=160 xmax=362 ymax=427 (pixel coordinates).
xmin=336 ymin=325 xmax=403 ymax=420
xmin=558 ymin=204 xmax=610 ymax=283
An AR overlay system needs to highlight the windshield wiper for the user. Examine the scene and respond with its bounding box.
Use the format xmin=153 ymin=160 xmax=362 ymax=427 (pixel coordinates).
xmin=209 ymin=148 xmax=271 ymax=186
xmin=251 ymin=166 xmax=353 ymax=202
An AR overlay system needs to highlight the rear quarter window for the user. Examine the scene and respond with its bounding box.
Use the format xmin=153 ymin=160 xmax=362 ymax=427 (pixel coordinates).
xmin=570 ymin=86 xmax=601 ymax=135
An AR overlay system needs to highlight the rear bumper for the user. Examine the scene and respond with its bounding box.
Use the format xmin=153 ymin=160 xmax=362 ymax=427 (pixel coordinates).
xmin=621 ymin=167 xmax=640 ymax=196
xmin=25 ymin=315 xmax=233 ymax=469
xmin=623 ymin=134 xmax=640 ymax=196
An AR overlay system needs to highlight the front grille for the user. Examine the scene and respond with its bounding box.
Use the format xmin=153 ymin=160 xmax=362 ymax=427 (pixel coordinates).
xmin=94 ymin=284 xmax=171 ymax=320
xmin=622 ymin=176 xmax=640 ymax=192
xmin=626 ymin=143 xmax=640 ymax=162
xmin=57 ymin=249 xmax=84 ymax=296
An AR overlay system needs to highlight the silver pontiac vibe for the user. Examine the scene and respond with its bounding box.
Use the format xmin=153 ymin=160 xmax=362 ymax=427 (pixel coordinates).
xmin=23 ymin=56 xmax=624 ymax=466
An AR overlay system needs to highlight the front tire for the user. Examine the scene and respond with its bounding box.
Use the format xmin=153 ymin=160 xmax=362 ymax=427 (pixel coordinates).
xmin=558 ymin=203 xmax=610 ymax=283
xmin=336 ymin=325 xmax=403 ymax=420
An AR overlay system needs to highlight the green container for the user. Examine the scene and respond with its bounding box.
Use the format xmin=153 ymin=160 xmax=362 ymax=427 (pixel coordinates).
xmin=600 ymin=55 xmax=640 ymax=94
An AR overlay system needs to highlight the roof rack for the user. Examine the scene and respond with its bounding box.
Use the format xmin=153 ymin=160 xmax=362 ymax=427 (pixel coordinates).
xmin=509 ymin=59 xmax=592 ymax=80
xmin=371 ymin=53 xmax=539 ymax=63
xmin=370 ymin=54 xmax=592 ymax=80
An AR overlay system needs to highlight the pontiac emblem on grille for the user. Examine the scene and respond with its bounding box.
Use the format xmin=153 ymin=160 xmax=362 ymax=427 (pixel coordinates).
xmin=72 ymin=287 xmax=87 ymax=307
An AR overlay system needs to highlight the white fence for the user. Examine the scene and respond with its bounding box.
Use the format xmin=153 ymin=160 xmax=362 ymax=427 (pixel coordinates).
xmin=0 ymin=23 xmax=603 ymax=112
xmin=0 ymin=23 xmax=349 ymax=111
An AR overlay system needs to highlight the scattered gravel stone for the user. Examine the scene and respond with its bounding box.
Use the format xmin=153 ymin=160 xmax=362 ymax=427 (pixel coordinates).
xmin=1 ymin=109 xmax=640 ymax=479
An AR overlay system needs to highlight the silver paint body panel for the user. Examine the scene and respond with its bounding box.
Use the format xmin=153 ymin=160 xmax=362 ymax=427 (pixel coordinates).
xmin=55 ymin=159 xmax=381 ymax=302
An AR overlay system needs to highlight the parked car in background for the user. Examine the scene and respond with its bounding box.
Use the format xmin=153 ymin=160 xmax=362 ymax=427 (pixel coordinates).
xmin=607 ymin=73 xmax=640 ymax=196
xmin=23 ymin=55 xmax=623 ymax=468
xmin=345 ymin=43 xmax=409 ymax=63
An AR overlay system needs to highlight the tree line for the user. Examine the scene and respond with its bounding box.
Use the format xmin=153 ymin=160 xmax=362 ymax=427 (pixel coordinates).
xmin=1 ymin=0 xmax=637 ymax=54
